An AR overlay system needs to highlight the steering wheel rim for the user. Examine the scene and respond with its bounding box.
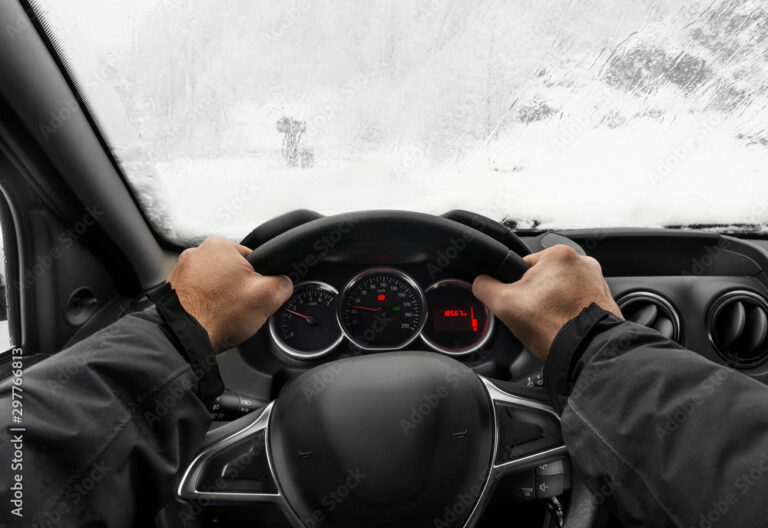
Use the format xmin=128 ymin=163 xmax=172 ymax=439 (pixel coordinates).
xmin=177 ymin=211 xmax=596 ymax=527
xmin=244 ymin=210 xmax=531 ymax=284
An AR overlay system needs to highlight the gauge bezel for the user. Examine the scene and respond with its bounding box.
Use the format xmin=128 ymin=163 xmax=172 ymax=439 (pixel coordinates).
xmin=337 ymin=267 xmax=427 ymax=351
xmin=420 ymin=279 xmax=495 ymax=356
xmin=268 ymin=281 xmax=344 ymax=360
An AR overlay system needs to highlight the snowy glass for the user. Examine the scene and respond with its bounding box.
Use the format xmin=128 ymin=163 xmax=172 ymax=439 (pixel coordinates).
xmin=31 ymin=0 xmax=768 ymax=242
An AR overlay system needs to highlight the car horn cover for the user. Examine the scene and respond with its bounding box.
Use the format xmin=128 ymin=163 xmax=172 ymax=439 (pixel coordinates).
xmin=269 ymin=352 xmax=494 ymax=528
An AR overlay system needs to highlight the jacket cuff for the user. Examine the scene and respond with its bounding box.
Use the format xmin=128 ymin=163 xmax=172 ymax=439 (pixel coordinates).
xmin=543 ymin=303 xmax=624 ymax=414
xmin=146 ymin=282 xmax=224 ymax=406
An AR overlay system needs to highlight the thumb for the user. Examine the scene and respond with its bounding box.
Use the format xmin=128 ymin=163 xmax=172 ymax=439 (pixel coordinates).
xmin=248 ymin=274 xmax=294 ymax=315
xmin=472 ymin=274 xmax=510 ymax=315
xmin=473 ymin=274 xmax=528 ymax=325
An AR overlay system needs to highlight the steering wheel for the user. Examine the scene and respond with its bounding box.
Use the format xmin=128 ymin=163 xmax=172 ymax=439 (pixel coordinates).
xmin=176 ymin=211 xmax=598 ymax=528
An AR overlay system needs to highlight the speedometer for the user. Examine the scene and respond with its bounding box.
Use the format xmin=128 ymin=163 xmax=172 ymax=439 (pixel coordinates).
xmin=338 ymin=268 xmax=427 ymax=350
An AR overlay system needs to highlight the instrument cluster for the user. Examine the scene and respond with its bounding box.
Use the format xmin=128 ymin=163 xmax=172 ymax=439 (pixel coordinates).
xmin=268 ymin=267 xmax=493 ymax=360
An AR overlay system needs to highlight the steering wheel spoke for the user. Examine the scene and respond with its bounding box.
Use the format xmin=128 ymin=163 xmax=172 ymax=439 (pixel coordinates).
xmin=177 ymin=402 xmax=285 ymax=504
xmin=480 ymin=377 xmax=570 ymax=501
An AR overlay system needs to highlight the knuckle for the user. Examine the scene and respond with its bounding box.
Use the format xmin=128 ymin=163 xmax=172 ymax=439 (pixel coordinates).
xmin=178 ymin=248 xmax=195 ymax=262
xmin=584 ymin=256 xmax=602 ymax=272
xmin=552 ymin=244 xmax=579 ymax=260
xmin=203 ymin=235 xmax=227 ymax=248
xmin=550 ymin=244 xmax=578 ymax=260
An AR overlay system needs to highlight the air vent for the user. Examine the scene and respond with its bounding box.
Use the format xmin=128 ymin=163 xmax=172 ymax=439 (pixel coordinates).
xmin=617 ymin=292 xmax=681 ymax=343
xmin=708 ymin=291 xmax=768 ymax=369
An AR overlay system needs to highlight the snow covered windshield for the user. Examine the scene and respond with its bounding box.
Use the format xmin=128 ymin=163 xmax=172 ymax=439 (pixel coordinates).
xmin=31 ymin=0 xmax=768 ymax=243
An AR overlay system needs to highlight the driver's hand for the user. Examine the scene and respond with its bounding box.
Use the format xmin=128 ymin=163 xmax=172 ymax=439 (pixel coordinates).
xmin=473 ymin=245 xmax=622 ymax=360
xmin=167 ymin=236 xmax=293 ymax=352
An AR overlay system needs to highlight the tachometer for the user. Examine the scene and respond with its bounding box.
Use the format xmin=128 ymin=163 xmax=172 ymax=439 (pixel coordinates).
xmin=269 ymin=281 xmax=343 ymax=360
xmin=338 ymin=268 xmax=426 ymax=350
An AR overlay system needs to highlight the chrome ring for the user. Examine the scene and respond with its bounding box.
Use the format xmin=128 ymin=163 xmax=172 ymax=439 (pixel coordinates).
xmin=337 ymin=267 xmax=427 ymax=351
xmin=420 ymin=279 xmax=495 ymax=356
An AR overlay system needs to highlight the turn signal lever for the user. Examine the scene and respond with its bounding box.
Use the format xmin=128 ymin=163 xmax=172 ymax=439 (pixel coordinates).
xmin=209 ymin=389 xmax=264 ymax=421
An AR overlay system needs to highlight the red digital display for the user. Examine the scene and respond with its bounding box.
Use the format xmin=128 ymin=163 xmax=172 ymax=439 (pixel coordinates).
xmin=433 ymin=306 xmax=479 ymax=333
xmin=377 ymin=294 xmax=386 ymax=301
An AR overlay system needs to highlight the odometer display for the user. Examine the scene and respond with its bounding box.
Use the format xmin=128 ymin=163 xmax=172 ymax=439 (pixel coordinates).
xmin=338 ymin=268 xmax=426 ymax=350
xmin=421 ymin=279 xmax=493 ymax=355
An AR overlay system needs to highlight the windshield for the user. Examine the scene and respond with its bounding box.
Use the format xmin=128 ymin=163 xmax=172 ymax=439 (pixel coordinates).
xmin=31 ymin=0 xmax=768 ymax=243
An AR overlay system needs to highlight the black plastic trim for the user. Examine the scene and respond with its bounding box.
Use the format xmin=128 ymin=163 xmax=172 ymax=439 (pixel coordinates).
xmin=0 ymin=187 xmax=21 ymax=348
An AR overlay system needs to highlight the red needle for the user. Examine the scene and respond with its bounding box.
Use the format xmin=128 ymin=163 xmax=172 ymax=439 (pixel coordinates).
xmin=351 ymin=305 xmax=380 ymax=312
xmin=286 ymin=309 xmax=309 ymax=319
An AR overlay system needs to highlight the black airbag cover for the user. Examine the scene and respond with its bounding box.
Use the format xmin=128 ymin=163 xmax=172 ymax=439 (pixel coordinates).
xmin=270 ymin=352 xmax=493 ymax=527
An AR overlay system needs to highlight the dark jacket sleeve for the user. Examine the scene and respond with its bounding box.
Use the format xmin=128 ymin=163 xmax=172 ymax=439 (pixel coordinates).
xmin=544 ymin=304 xmax=768 ymax=527
xmin=0 ymin=286 xmax=223 ymax=528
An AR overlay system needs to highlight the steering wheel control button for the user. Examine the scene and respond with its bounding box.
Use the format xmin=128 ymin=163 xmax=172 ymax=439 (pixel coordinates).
xmin=495 ymin=460 xmax=569 ymax=501
xmin=535 ymin=459 xmax=569 ymax=498
xmin=269 ymin=281 xmax=343 ymax=360
xmin=421 ymin=279 xmax=494 ymax=356
xmin=536 ymin=459 xmax=565 ymax=476
xmin=197 ymin=431 xmax=277 ymax=494
xmin=496 ymin=470 xmax=537 ymax=500
xmin=338 ymin=268 xmax=427 ymax=350
xmin=269 ymin=353 xmax=493 ymax=527
xmin=495 ymin=403 xmax=562 ymax=465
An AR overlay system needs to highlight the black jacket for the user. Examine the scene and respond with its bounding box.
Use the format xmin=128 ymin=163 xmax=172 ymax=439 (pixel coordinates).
xmin=546 ymin=304 xmax=768 ymax=527
xmin=1 ymin=295 xmax=767 ymax=527
xmin=0 ymin=285 xmax=221 ymax=528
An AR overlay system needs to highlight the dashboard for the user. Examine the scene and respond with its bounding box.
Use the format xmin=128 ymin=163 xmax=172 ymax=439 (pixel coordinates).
xmin=214 ymin=214 xmax=768 ymax=406
xmin=187 ymin=211 xmax=768 ymax=527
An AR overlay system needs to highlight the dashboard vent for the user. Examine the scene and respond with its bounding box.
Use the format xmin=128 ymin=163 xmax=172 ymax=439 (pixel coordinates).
xmin=708 ymin=291 xmax=768 ymax=369
xmin=617 ymin=292 xmax=681 ymax=343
